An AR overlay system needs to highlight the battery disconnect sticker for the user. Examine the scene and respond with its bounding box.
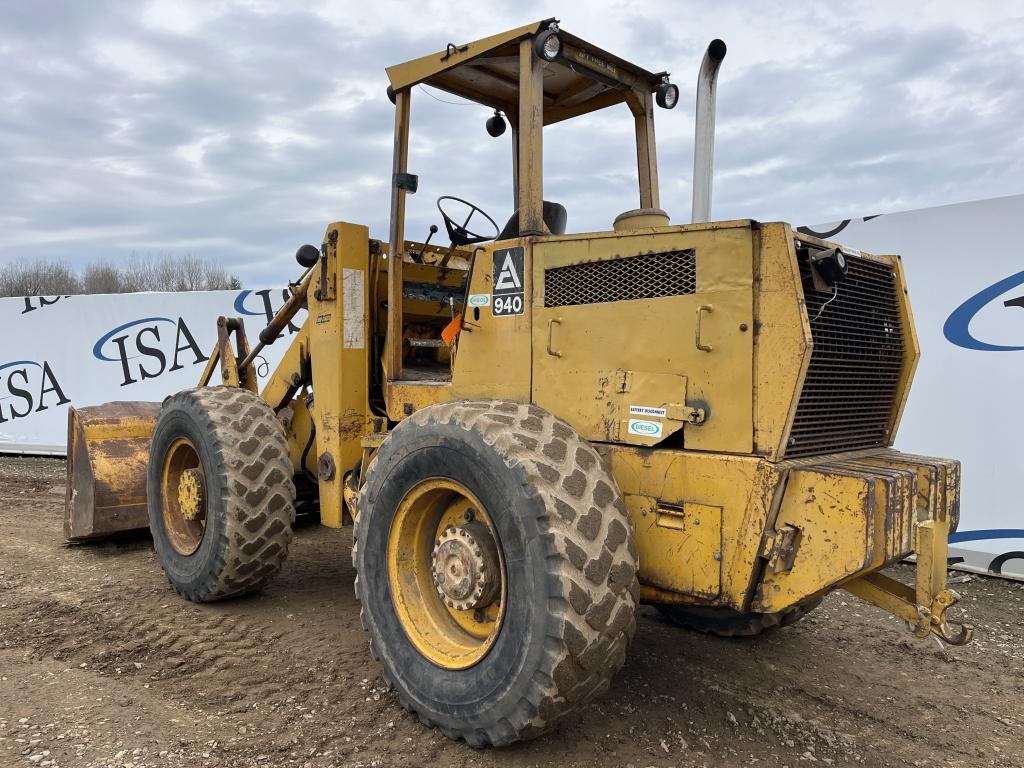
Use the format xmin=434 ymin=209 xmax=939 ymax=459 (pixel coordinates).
xmin=492 ymin=246 xmax=525 ymax=317
xmin=629 ymin=405 xmax=667 ymax=417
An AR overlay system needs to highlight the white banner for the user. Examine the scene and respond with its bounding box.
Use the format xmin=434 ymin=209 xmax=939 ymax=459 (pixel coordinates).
xmin=804 ymin=194 xmax=1024 ymax=580
xmin=0 ymin=288 xmax=305 ymax=453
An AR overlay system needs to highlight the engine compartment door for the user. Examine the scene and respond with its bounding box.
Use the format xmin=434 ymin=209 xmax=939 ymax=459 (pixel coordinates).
xmin=531 ymin=225 xmax=754 ymax=452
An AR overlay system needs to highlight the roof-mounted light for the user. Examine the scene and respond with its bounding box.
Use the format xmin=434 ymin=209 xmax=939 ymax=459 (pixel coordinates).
xmin=534 ymin=25 xmax=562 ymax=62
xmin=656 ymin=80 xmax=679 ymax=109
xmin=485 ymin=110 xmax=507 ymax=137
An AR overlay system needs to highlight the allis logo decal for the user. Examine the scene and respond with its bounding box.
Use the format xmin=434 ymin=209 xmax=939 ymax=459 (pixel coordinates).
xmin=944 ymin=270 xmax=1024 ymax=352
xmin=494 ymin=253 xmax=523 ymax=291
xmin=93 ymin=317 xmax=208 ymax=387
xmin=0 ymin=360 xmax=70 ymax=423
xmin=492 ymin=247 xmax=525 ymax=317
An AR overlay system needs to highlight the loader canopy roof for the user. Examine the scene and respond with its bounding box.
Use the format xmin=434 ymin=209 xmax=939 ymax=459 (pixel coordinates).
xmin=383 ymin=22 xmax=675 ymax=381
xmin=385 ymin=19 xmax=668 ymax=125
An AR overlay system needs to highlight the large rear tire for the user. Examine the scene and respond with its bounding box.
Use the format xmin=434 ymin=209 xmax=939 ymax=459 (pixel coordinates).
xmin=354 ymin=400 xmax=638 ymax=746
xmin=147 ymin=387 xmax=296 ymax=602
xmin=657 ymin=598 xmax=821 ymax=638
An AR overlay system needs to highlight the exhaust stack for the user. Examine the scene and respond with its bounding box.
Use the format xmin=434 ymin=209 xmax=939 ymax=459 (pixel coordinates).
xmin=691 ymin=39 xmax=727 ymax=224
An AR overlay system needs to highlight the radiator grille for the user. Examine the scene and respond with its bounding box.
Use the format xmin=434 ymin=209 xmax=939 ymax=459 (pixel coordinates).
xmin=544 ymin=249 xmax=696 ymax=307
xmin=786 ymin=246 xmax=905 ymax=458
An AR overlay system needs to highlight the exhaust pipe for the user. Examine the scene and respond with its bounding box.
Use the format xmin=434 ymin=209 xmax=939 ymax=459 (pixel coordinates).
xmin=691 ymin=39 xmax=727 ymax=224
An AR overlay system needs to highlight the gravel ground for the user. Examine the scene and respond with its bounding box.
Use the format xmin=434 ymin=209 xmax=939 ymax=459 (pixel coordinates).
xmin=0 ymin=456 xmax=1021 ymax=768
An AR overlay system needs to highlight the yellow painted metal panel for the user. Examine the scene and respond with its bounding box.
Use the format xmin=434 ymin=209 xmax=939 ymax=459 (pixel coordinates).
xmin=601 ymin=443 xmax=963 ymax=615
xmin=307 ymin=222 xmax=372 ymax=527
xmin=385 ymin=22 xmax=545 ymax=92
xmin=634 ymin=499 xmax=722 ymax=598
xmin=752 ymin=223 xmax=811 ymax=459
xmin=610 ymin=371 xmax=689 ymax=446
xmin=532 ymin=226 xmax=754 ymax=453
xmin=754 ymin=468 xmax=875 ymax=612
xmin=282 ymin=395 xmax=316 ymax=479
xmin=888 ymin=253 xmax=921 ymax=441
xmin=598 ymin=445 xmax=780 ymax=610
xmin=385 ymin=380 xmax=453 ymax=421
xmin=448 ymin=242 xmax=534 ymax=403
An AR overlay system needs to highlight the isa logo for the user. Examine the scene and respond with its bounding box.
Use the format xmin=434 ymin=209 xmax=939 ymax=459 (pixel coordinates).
xmin=93 ymin=317 xmax=209 ymax=387
xmin=21 ymin=296 xmax=69 ymax=314
xmin=0 ymin=360 xmax=70 ymax=423
xmin=234 ymin=290 xmax=302 ymax=338
xmin=944 ymin=270 xmax=1024 ymax=352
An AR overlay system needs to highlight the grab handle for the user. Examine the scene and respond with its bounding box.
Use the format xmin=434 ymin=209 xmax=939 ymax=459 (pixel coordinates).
xmin=696 ymin=305 xmax=714 ymax=352
xmin=547 ymin=318 xmax=562 ymax=358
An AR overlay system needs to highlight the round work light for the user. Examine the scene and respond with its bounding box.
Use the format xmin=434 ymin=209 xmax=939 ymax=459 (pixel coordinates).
xmin=656 ymin=82 xmax=679 ymax=109
xmin=535 ymin=30 xmax=562 ymax=62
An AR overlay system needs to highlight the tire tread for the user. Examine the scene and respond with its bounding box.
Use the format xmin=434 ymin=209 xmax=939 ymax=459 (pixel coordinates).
xmin=354 ymin=400 xmax=638 ymax=746
xmin=152 ymin=387 xmax=295 ymax=602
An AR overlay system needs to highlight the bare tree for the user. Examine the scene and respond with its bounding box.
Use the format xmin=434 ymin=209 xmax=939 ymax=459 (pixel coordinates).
xmin=120 ymin=253 xmax=154 ymax=292
xmin=0 ymin=260 xmax=81 ymax=297
xmin=202 ymin=261 xmax=233 ymax=291
xmin=177 ymin=255 xmax=208 ymax=292
xmin=0 ymin=254 xmax=242 ymax=297
xmin=82 ymin=261 xmax=123 ymax=295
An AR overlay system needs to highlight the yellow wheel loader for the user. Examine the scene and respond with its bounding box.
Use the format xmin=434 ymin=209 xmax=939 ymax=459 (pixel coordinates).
xmin=65 ymin=20 xmax=971 ymax=747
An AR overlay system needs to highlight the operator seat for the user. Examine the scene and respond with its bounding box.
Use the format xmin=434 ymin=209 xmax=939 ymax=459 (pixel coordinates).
xmin=497 ymin=201 xmax=567 ymax=240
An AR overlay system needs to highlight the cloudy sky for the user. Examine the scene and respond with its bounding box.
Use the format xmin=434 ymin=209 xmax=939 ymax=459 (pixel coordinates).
xmin=2 ymin=0 xmax=1023 ymax=286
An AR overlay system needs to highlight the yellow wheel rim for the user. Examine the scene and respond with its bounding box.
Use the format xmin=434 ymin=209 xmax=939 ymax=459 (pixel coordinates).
xmin=161 ymin=437 xmax=207 ymax=556
xmin=387 ymin=478 xmax=506 ymax=670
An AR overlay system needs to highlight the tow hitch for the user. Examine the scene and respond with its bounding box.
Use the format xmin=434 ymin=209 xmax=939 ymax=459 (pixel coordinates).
xmin=842 ymin=518 xmax=974 ymax=645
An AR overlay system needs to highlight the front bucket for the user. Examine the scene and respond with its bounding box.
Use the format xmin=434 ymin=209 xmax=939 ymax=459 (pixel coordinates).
xmin=64 ymin=402 xmax=161 ymax=542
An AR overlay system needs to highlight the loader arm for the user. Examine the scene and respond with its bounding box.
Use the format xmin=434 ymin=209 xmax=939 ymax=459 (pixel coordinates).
xmin=65 ymin=222 xmax=373 ymax=539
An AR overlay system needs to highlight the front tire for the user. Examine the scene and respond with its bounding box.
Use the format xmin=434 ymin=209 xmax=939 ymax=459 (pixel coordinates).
xmin=354 ymin=400 xmax=638 ymax=746
xmin=147 ymin=387 xmax=296 ymax=602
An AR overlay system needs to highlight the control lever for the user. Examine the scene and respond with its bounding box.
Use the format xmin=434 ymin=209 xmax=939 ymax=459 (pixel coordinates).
xmin=412 ymin=224 xmax=439 ymax=263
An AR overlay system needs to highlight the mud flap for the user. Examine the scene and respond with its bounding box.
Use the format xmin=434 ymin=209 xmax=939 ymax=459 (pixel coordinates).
xmin=64 ymin=402 xmax=161 ymax=541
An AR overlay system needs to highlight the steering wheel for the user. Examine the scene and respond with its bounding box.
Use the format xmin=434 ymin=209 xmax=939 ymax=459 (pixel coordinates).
xmin=437 ymin=196 xmax=499 ymax=247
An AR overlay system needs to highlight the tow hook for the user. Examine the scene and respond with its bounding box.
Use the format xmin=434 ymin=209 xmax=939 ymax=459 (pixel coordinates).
xmin=841 ymin=518 xmax=974 ymax=646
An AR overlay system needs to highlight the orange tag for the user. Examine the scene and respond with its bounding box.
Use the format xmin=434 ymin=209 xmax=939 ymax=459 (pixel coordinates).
xmin=441 ymin=313 xmax=463 ymax=346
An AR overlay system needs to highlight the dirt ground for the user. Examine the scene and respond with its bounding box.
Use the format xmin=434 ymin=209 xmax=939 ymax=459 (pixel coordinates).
xmin=0 ymin=457 xmax=1021 ymax=768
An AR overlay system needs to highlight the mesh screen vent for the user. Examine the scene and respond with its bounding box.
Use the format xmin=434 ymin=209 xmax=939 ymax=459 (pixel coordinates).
xmin=786 ymin=245 xmax=905 ymax=458
xmin=544 ymin=250 xmax=696 ymax=308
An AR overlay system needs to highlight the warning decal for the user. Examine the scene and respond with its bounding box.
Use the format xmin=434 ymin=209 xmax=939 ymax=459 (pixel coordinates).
xmin=629 ymin=405 xmax=667 ymax=417
xmin=492 ymin=247 xmax=525 ymax=316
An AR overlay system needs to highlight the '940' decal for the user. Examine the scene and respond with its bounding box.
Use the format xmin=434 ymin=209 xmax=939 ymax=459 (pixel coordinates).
xmin=492 ymin=247 xmax=525 ymax=317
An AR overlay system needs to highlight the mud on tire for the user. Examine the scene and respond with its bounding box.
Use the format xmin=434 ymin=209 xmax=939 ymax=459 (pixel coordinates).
xmin=353 ymin=400 xmax=639 ymax=747
xmin=148 ymin=387 xmax=296 ymax=602
xmin=657 ymin=598 xmax=821 ymax=638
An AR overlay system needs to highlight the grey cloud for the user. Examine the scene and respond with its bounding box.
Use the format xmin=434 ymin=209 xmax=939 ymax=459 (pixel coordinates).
xmin=1 ymin=1 xmax=1022 ymax=287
